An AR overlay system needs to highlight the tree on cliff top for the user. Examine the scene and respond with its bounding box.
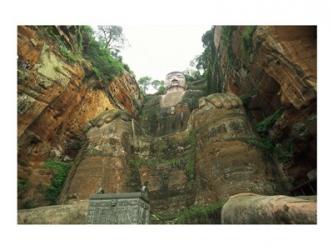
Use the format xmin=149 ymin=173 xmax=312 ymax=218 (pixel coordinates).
xmin=96 ymin=26 xmax=126 ymax=60
xmin=81 ymin=26 xmax=125 ymax=83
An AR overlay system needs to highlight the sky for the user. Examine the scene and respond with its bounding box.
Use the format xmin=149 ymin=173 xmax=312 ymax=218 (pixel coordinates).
xmin=121 ymin=25 xmax=211 ymax=81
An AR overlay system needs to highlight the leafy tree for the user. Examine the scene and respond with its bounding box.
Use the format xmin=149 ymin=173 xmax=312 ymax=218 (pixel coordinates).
xmin=151 ymin=80 xmax=165 ymax=91
xmin=81 ymin=26 xmax=124 ymax=83
xmin=183 ymin=68 xmax=203 ymax=82
xmin=192 ymin=26 xmax=235 ymax=94
xmin=96 ymin=25 xmax=126 ymax=60
xmin=138 ymin=76 xmax=152 ymax=94
xmin=138 ymin=76 xmax=165 ymax=95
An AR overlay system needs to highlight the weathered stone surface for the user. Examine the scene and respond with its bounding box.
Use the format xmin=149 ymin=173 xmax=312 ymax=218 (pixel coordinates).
xmin=87 ymin=193 xmax=150 ymax=224
xmin=254 ymin=26 xmax=316 ymax=110
xmin=165 ymin=71 xmax=187 ymax=93
xmin=221 ymin=193 xmax=316 ymax=224
xmin=62 ymin=110 xmax=140 ymax=202
xmin=18 ymin=200 xmax=89 ymax=224
xmin=190 ymin=93 xmax=284 ymax=204
xmin=17 ymin=26 xmax=142 ymax=208
xmin=18 ymin=26 xmax=316 ymax=225
xmin=140 ymin=91 xmax=204 ymax=136
xmin=160 ymin=91 xmax=186 ymax=108
xmin=212 ymin=26 xmax=317 ymax=195
xmin=134 ymin=129 xmax=196 ymax=213
xmin=214 ymin=26 xmax=316 ymax=111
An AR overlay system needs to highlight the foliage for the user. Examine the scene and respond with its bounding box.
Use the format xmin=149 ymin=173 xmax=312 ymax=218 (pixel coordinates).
xmin=44 ymin=160 xmax=71 ymax=204
xmin=245 ymin=137 xmax=294 ymax=164
xmin=241 ymin=26 xmax=256 ymax=64
xmin=183 ymin=68 xmax=203 ymax=82
xmin=18 ymin=178 xmax=30 ymax=197
xmin=129 ymin=131 xmax=197 ymax=180
xmin=40 ymin=26 xmax=126 ymax=83
xmin=274 ymin=142 xmax=294 ymax=163
xmin=256 ymin=108 xmax=284 ymax=136
xmin=81 ymin=26 xmax=124 ymax=83
xmin=194 ymin=26 xmax=237 ymax=94
xmin=245 ymin=137 xmax=274 ymax=152
xmin=138 ymin=76 xmax=165 ymax=95
xmin=195 ymin=28 xmax=222 ymax=94
xmin=155 ymin=85 xmax=166 ymax=95
xmin=96 ymin=25 xmax=125 ymax=60
xmin=184 ymin=130 xmax=197 ymax=180
xmin=244 ymin=108 xmax=294 ymax=163
xmin=239 ymin=94 xmax=252 ymax=108
xmin=22 ymin=200 xmax=37 ymax=209
xmin=138 ymin=76 xmax=152 ymax=94
xmin=59 ymin=44 xmax=80 ymax=64
xmin=42 ymin=26 xmax=80 ymax=64
xmin=221 ymin=26 xmax=237 ymax=71
xmin=152 ymin=200 xmax=224 ymax=224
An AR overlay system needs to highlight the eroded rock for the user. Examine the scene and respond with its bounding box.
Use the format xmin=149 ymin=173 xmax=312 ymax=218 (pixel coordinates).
xmin=221 ymin=193 xmax=316 ymax=224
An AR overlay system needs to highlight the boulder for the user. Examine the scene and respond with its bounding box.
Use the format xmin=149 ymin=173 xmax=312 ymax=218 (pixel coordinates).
xmin=221 ymin=193 xmax=316 ymax=224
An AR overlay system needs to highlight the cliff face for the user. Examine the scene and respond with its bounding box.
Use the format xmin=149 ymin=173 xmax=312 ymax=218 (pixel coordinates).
xmin=211 ymin=26 xmax=316 ymax=194
xmin=18 ymin=25 xmax=316 ymax=224
xmin=18 ymin=26 xmax=142 ymax=208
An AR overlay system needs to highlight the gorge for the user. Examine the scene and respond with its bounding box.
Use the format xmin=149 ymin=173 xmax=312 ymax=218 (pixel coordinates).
xmin=17 ymin=25 xmax=317 ymax=224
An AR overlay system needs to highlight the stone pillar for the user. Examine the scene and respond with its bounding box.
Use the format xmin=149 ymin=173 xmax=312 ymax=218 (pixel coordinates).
xmin=87 ymin=192 xmax=150 ymax=224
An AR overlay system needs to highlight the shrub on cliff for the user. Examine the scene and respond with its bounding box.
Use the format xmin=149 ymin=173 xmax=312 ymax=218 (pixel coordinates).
xmin=44 ymin=160 xmax=71 ymax=204
xmin=81 ymin=26 xmax=124 ymax=83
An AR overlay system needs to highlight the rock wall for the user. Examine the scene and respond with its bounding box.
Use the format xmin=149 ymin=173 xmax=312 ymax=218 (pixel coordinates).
xmin=65 ymin=88 xmax=205 ymax=213
xmin=17 ymin=26 xmax=142 ymax=208
xmin=18 ymin=26 xmax=316 ymax=224
xmin=62 ymin=110 xmax=140 ymax=202
xmin=211 ymin=26 xmax=317 ymax=194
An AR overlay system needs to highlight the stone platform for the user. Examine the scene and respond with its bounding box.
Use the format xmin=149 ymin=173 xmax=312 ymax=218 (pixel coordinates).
xmin=87 ymin=192 xmax=150 ymax=224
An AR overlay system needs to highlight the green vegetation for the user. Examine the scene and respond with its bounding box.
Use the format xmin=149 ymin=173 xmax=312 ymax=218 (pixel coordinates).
xmin=194 ymin=26 xmax=237 ymax=94
xmin=274 ymin=142 xmax=294 ymax=164
xmin=81 ymin=26 xmax=124 ymax=83
xmin=18 ymin=178 xmax=30 ymax=198
xmin=245 ymin=137 xmax=294 ymax=164
xmin=183 ymin=68 xmax=203 ymax=82
xmin=59 ymin=44 xmax=80 ymax=64
xmin=179 ymin=90 xmax=205 ymax=110
xmin=184 ymin=130 xmax=197 ymax=180
xmin=22 ymin=200 xmax=37 ymax=209
xmin=244 ymin=108 xmax=294 ymax=163
xmin=152 ymin=200 xmax=224 ymax=224
xmin=193 ymin=26 xmax=257 ymax=94
xmin=256 ymin=108 xmax=284 ymax=136
xmin=95 ymin=25 xmax=125 ymax=60
xmin=241 ymin=26 xmax=256 ymax=64
xmin=137 ymin=76 xmax=165 ymax=95
xmin=40 ymin=26 xmax=126 ymax=86
xmin=129 ymin=130 xmax=197 ymax=180
xmin=42 ymin=26 xmax=81 ymax=64
xmin=44 ymin=160 xmax=71 ymax=204
xmin=195 ymin=28 xmax=222 ymax=94
xmin=222 ymin=26 xmax=237 ymax=71
xmin=239 ymin=94 xmax=252 ymax=108
xmin=246 ymin=137 xmax=274 ymax=152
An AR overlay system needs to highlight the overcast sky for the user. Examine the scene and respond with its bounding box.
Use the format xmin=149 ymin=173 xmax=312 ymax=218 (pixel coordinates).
xmin=121 ymin=25 xmax=211 ymax=81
